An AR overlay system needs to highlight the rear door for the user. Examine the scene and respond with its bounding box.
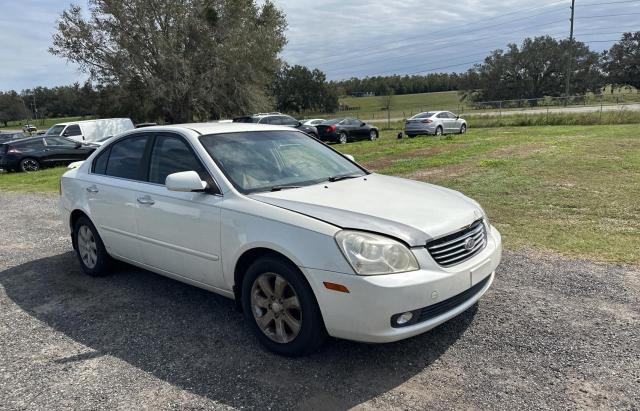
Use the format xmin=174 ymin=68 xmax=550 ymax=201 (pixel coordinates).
xmin=133 ymin=132 xmax=225 ymax=289
xmin=43 ymin=137 xmax=88 ymax=164
xmin=86 ymin=134 xmax=152 ymax=263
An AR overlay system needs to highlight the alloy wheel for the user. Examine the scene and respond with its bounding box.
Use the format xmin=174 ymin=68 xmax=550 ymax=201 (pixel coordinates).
xmin=369 ymin=130 xmax=378 ymax=141
xmin=77 ymin=225 xmax=98 ymax=269
xmin=339 ymin=133 xmax=347 ymax=144
xmin=251 ymin=272 xmax=302 ymax=344
xmin=20 ymin=159 xmax=39 ymax=172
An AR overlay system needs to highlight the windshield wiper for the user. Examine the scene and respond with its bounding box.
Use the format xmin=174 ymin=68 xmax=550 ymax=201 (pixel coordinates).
xmin=270 ymin=185 xmax=302 ymax=192
xmin=327 ymin=173 xmax=363 ymax=182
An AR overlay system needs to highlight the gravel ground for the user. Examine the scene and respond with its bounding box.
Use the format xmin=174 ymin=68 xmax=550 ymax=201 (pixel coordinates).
xmin=0 ymin=192 xmax=638 ymax=410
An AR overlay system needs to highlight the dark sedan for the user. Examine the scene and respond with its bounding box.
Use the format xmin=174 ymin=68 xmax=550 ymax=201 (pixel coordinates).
xmin=0 ymin=136 xmax=96 ymax=172
xmin=316 ymin=118 xmax=379 ymax=144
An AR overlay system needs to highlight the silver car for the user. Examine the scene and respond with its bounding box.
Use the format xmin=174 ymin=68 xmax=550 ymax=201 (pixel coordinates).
xmin=404 ymin=111 xmax=467 ymax=137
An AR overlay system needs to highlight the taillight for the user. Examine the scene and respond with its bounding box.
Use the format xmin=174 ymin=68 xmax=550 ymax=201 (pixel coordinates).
xmin=421 ymin=119 xmax=433 ymax=124
xmin=7 ymin=145 xmax=21 ymax=154
xmin=327 ymin=125 xmax=337 ymax=132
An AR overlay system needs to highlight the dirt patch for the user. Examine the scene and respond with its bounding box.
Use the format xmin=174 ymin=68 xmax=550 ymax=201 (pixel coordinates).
xmin=485 ymin=142 xmax=551 ymax=158
xmin=364 ymin=143 xmax=464 ymax=171
xmin=402 ymin=162 xmax=473 ymax=181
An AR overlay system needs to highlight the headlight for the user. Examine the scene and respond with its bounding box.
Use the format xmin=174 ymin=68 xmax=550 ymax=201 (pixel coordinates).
xmin=335 ymin=230 xmax=419 ymax=275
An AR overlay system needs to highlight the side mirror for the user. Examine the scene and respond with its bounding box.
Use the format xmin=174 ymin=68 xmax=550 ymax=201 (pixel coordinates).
xmin=344 ymin=154 xmax=355 ymax=162
xmin=297 ymin=121 xmax=303 ymax=127
xmin=74 ymin=142 xmax=82 ymax=148
xmin=63 ymin=132 xmax=69 ymax=137
xmin=166 ymin=171 xmax=207 ymax=192
xmin=360 ymin=122 xmax=366 ymax=126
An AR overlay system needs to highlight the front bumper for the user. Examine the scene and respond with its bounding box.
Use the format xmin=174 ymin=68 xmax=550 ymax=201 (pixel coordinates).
xmin=304 ymin=225 xmax=502 ymax=343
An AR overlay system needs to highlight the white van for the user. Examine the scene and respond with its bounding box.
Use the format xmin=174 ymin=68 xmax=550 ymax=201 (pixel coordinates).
xmin=44 ymin=118 xmax=135 ymax=143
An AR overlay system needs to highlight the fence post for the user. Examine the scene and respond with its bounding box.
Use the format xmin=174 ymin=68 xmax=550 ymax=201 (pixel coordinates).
xmin=387 ymin=108 xmax=390 ymax=130
xmin=499 ymin=101 xmax=502 ymax=125
xmin=600 ymin=94 xmax=603 ymax=123
xmin=547 ymin=107 xmax=549 ymax=125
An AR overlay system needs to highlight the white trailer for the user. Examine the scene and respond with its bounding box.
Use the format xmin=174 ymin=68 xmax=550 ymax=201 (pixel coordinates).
xmin=44 ymin=118 xmax=135 ymax=142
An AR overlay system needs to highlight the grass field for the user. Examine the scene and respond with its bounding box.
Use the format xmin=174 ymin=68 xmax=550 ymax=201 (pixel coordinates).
xmin=1 ymin=123 xmax=638 ymax=265
xmin=315 ymin=87 xmax=640 ymax=121
xmin=0 ymin=116 xmax=89 ymax=131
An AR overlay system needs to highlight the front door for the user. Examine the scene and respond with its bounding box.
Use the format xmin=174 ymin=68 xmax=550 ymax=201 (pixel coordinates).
xmin=133 ymin=133 xmax=225 ymax=289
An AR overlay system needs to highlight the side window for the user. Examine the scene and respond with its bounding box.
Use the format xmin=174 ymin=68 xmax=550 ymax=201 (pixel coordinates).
xmin=65 ymin=125 xmax=82 ymax=136
xmin=93 ymin=147 xmax=110 ymax=175
xmin=448 ymin=112 xmax=456 ymax=118
xmin=45 ymin=137 xmax=77 ymax=147
xmin=148 ymin=134 xmax=208 ymax=185
xmin=265 ymin=116 xmax=281 ymax=125
xmin=436 ymin=113 xmax=445 ymax=118
xmin=104 ymin=135 xmax=150 ymax=181
xmin=281 ymin=116 xmax=299 ymax=126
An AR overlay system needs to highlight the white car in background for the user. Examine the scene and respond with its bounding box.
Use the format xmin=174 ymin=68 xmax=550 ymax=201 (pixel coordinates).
xmin=302 ymin=118 xmax=325 ymax=126
xmin=404 ymin=111 xmax=467 ymax=137
xmin=59 ymin=123 xmax=501 ymax=356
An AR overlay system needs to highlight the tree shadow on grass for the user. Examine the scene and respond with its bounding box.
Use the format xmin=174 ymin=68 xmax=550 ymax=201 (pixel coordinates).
xmin=0 ymin=252 xmax=478 ymax=410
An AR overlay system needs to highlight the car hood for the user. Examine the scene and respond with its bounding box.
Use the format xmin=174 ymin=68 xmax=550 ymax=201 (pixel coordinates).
xmin=250 ymin=173 xmax=484 ymax=246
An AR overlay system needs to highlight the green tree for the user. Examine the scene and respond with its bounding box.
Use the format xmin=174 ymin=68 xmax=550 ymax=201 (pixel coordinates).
xmin=602 ymin=32 xmax=640 ymax=90
xmin=273 ymin=64 xmax=338 ymax=114
xmin=0 ymin=91 xmax=28 ymax=127
xmin=50 ymin=0 xmax=287 ymax=123
xmin=461 ymin=36 xmax=602 ymax=102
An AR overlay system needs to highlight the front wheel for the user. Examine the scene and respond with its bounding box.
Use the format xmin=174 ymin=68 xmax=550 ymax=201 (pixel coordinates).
xmin=338 ymin=132 xmax=348 ymax=144
xmin=460 ymin=124 xmax=467 ymax=134
xmin=369 ymin=129 xmax=378 ymax=141
xmin=242 ymin=256 xmax=327 ymax=356
xmin=20 ymin=158 xmax=40 ymax=172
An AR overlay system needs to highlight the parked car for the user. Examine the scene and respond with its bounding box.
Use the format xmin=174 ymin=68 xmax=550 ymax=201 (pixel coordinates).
xmin=22 ymin=124 xmax=37 ymax=133
xmin=0 ymin=136 xmax=96 ymax=172
xmin=232 ymin=113 xmax=318 ymax=138
xmin=0 ymin=132 xmax=27 ymax=144
xmin=44 ymin=118 xmax=134 ymax=143
xmin=302 ymin=118 xmax=325 ymax=126
xmin=404 ymin=111 xmax=467 ymax=137
xmin=59 ymin=123 xmax=502 ymax=356
xmin=316 ymin=118 xmax=379 ymax=144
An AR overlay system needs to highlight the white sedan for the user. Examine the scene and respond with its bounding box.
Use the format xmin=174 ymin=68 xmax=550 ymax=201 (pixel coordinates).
xmin=60 ymin=122 xmax=502 ymax=356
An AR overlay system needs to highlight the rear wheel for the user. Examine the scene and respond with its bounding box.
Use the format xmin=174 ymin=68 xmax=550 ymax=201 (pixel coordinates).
xmin=338 ymin=132 xmax=348 ymax=144
xmin=435 ymin=126 xmax=443 ymax=136
xmin=460 ymin=124 xmax=467 ymax=134
xmin=242 ymin=256 xmax=326 ymax=356
xmin=73 ymin=216 xmax=113 ymax=276
xmin=369 ymin=129 xmax=378 ymax=141
xmin=19 ymin=158 xmax=40 ymax=172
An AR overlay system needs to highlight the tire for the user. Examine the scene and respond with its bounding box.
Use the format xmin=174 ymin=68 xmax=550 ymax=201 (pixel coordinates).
xmin=460 ymin=124 xmax=467 ymax=134
xmin=435 ymin=126 xmax=443 ymax=136
xmin=19 ymin=158 xmax=40 ymax=172
xmin=338 ymin=132 xmax=348 ymax=144
xmin=242 ymin=255 xmax=327 ymax=356
xmin=369 ymin=129 xmax=378 ymax=141
xmin=73 ymin=216 xmax=113 ymax=277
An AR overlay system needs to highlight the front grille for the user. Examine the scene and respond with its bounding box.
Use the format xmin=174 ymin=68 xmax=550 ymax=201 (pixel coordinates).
xmin=426 ymin=219 xmax=487 ymax=267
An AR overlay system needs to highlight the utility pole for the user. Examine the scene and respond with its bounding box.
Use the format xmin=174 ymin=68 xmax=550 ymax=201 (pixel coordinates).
xmin=564 ymin=0 xmax=576 ymax=100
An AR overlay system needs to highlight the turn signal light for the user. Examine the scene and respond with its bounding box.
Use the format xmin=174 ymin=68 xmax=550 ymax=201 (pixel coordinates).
xmin=323 ymin=282 xmax=350 ymax=293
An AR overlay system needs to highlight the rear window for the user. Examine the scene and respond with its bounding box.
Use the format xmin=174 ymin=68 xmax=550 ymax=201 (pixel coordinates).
xmin=413 ymin=112 xmax=435 ymax=119
xmin=321 ymin=119 xmax=344 ymax=125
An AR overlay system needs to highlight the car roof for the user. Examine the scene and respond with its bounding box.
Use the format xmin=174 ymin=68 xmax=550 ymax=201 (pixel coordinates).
xmin=52 ymin=118 xmax=131 ymax=126
xmin=124 ymin=122 xmax=298 ymax=135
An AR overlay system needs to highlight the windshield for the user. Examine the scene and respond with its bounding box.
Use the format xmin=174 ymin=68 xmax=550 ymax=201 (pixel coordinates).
xmin=45 ymin=125 xmax=66 ymax=136
xmin=200 ymin=131 xmax=366 ymax=194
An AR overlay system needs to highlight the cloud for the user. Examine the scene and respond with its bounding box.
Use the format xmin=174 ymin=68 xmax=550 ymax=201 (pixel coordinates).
xmin=0 ymin=0 xmax=638 ymax=90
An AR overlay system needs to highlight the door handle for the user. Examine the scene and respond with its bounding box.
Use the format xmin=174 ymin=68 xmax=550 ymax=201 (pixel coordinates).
xmin=137 ymin=196 xmax=155 ymax=205
xmin=86 ymin=185 xmax=99 ymax=193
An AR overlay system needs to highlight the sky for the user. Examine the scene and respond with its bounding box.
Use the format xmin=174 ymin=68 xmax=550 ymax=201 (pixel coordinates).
xmin=1 ymin=0 xmax=639 ymax=91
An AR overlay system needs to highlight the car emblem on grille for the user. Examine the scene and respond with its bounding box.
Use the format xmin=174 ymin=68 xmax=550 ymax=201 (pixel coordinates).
xmin=463 ymin=237 xmax=476 ymax=251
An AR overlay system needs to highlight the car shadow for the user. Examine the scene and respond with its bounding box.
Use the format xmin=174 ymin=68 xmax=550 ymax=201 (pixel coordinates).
xmin=0 ymin=252 xmax=478 ymax=410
